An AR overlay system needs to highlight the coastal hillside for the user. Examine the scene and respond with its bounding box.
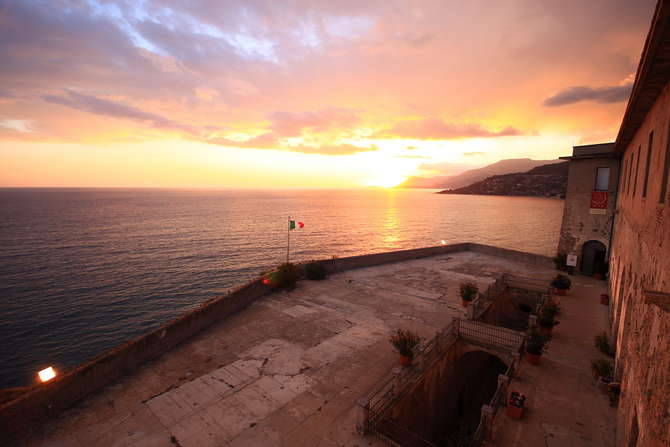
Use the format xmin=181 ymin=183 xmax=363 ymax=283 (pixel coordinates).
xmin=402 ymin=158 xmax=564 ymax=189
xmin=438 ymin=162 xmax=568 ymax=197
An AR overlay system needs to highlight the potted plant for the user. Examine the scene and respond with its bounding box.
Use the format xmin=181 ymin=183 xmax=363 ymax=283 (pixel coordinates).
xmin=525 ymin=331 xmax=546 ymax=365
xmin=550 ymin=274 xmax=571 ymax=296
xmin=553 ymin=254 xmax=567 ymax=271
xmin=389 ymin=329 xmax=421 ymax=367
xmin=591 ymin=359 xmax=614 ymax=390
xmin=263 ymin=262 xmax=300 ymax=290
xmin=542 ymin=301 xmax=560 ymax=317
xmin=507 ymin=391 xmax=526 ymax=419
xmin=460 ymin=282 xmax=478 ymax=307
xmin=594 ymin=332 xmax=615 ymax=357
xmin=538 ymin=309 xmax=559 ymax=337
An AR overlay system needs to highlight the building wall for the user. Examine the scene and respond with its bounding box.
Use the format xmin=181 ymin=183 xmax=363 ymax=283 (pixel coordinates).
xmin=609 ymin=81 xmax=670 ymax=447
xmin=557 ymin=157 xmax=620 ymax=265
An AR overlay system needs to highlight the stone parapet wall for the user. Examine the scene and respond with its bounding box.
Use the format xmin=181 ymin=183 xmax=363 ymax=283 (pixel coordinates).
xmin=0 ymin=278 xmax=272 ymax=442
xmin=0 ymin=242 xmax=552 ymax=442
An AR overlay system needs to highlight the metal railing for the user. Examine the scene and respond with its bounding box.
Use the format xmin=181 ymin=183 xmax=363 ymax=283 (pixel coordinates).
xmin=469 ymin=274 xmax=507 ymax=320
xmin=356 ymin=273 xmax=559 ymax=447
xmin=458 ymin=319 xmax=526 ymax=354
xmin=469 ymin=353 xmax=519 ymax=447
xmin=364 ymin=320 xmax=460 ymax=431
xmin=358 ymin=319 xmax=525 ymax=445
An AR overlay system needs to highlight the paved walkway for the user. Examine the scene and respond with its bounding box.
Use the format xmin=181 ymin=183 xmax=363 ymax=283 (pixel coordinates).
xmin=491 ymin=275 xmax=616 ymax=447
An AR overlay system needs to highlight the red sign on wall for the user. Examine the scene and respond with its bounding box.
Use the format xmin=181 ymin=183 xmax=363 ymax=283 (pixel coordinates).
xmin=591 ymin=191 xmax=608 ymax=209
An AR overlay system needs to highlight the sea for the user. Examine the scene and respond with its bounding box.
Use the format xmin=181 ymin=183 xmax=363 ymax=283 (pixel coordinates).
xmin=0 ymin=188 xmax=563 ymax=388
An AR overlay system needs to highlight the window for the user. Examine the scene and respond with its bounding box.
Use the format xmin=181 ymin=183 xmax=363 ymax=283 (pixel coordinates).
xmin=595 ymin=167 xmax=610 ymax=191
xmin=627 ymin=152 xmax=634 ymax=195
xmin=661 ymin=122 xmax=670 ymax=203
xmin=633 ymin=146 xmax=641 ymax=196
xmin=642 ymin=131 xmax=653 ymax=198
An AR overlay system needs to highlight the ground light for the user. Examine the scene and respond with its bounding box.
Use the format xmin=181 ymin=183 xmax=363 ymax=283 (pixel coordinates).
xmin=38 ymin=366 xmax=57 ymax=383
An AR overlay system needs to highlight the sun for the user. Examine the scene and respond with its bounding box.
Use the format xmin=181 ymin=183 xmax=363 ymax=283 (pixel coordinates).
xmin=365 ymin=172 xmax=407 ymax=188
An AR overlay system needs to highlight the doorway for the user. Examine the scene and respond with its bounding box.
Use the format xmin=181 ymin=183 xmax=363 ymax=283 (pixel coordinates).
xmin=581 ymin=240 xmax=607 ymax=275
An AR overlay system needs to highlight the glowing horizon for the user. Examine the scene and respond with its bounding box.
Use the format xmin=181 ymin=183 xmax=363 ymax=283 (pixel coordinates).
xmin=0 ymin=0 xmax=656 ymax=188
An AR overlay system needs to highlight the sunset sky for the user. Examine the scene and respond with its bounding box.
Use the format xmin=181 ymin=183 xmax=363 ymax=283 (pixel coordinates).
xmin=0 ymin=0 xmax=657 ymax=188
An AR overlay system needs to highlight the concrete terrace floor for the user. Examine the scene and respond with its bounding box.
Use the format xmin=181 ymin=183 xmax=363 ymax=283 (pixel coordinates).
xmin=492 ymin=276 xmax=616 ymax=447
xmin=24 ymin=251 xmax=557 ymax=447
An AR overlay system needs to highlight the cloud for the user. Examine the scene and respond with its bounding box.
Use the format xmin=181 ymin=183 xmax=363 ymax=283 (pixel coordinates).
xmin=43 ymin=90 xmax=196 ymax=134
xmin=0 ymin=119 xmax=34 ymax=133
xmin=463 ymin=151 xmax=485 ymax=156
xmin=377 ymin=118 xmax=523 ymax=140
xmin=399 ymin=32 xmax=434 ymax=47
xmin=0 ymin=0 xmax=656 ymax=158
xmin=210 ymin=132 xmax=279 ymax=148
xmin=207 ymin=133 xmax=376 ymax=155
xmin=543 ymin=83 xmax=633 ymax=106
xmin=289 ymin=143 xmax=377 ymax=155
xmin=268 ymin=108 xmax=360 ymax=137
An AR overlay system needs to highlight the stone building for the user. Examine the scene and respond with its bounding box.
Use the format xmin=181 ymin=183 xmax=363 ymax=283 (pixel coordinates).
xmin=606 ymin=1 xmax=670 ymax=446
xmin=557 ymin=143 xmax=620 ymax=275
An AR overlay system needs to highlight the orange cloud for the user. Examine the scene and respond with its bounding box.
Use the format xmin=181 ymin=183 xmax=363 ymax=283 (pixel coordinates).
xmin=376 ymin=119 xmax=524 ymax=140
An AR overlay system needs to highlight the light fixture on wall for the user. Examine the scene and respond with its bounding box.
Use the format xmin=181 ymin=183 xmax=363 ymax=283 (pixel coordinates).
xmin=38 ymin=366 xmax=57 ymax=383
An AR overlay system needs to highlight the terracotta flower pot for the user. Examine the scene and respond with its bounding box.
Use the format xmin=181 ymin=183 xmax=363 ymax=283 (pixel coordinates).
xmin=600 ymin=294 xmax=610 ymax=305
xmin=525 ymin=351 xmax=541 ymax=365
xmin=399 ymin=355 xmax=413 ymax=367
xmin=462 ymin=299 xmax=470 ymax=307
xmin=507 ymin=405 xmax=524 ymax=420
xmin=593 ymin=273 xmax=603 ymax=280
xmin=556 ymin=288 xmax=567 ymax=296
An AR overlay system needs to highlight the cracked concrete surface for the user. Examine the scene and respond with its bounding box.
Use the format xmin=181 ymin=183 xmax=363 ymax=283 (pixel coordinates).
xmin=21 ymin=251 xmax=556 ymax=447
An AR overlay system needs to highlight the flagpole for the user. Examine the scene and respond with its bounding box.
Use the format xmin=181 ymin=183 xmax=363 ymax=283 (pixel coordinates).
xmin=287 ymin=216 xmax=290 ymax=264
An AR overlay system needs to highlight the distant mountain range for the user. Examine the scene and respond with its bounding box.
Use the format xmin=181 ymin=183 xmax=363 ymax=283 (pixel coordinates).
xmin=402 ymin=158 xmax=564 ymax=190
xmin=438 ymin=162 xmax=569 ymax=197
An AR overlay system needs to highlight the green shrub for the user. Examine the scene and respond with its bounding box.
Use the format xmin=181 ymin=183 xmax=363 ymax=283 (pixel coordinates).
xmin=550 ymin=274 xmax=571 ymax=290
xmin=304 ymin=261 xmax=327 ymax=280
xmin=538 ymin=309 xmax=559 ymax=329
xmin=389 ymin=329 xmax=421 ymax=357
xmin=265 ymin=263 xmax=299 ymax=290
xmin=526 ymin=330 xmax=546 ymax=355
xmin=595 ymin=332 xmax=615 ymax=357
xmin=591 ymin=358 xmax=613 ymax=378
xmin=542 ymin=301 xmax=560 ymax=317
xmin=459 ymin=282 xmax=479 ymax=302
xmin=553 ymin=254 xmax=567 ymax=271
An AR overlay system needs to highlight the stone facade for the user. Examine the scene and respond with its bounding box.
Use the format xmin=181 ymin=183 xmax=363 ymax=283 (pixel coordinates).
xmin=609 ymin=80 xmax=670 ymax=447
xmin=557 ymin=143 xmax=620 ymax=274
xmin=560 ymin=3 xmax=670 ymax=444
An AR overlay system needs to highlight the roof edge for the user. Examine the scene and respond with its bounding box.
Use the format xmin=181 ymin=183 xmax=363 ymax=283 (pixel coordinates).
xmin=614 ymin=0 xmax=670 ymax=152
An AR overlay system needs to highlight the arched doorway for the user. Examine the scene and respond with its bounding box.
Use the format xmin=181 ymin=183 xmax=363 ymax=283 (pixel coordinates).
xmin=581 ymin=240 xmax=607 ymax=275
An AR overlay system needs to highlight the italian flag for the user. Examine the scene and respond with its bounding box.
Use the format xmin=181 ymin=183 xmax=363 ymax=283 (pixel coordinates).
xmin=289 ymin=220 xmax=304 ymax=230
